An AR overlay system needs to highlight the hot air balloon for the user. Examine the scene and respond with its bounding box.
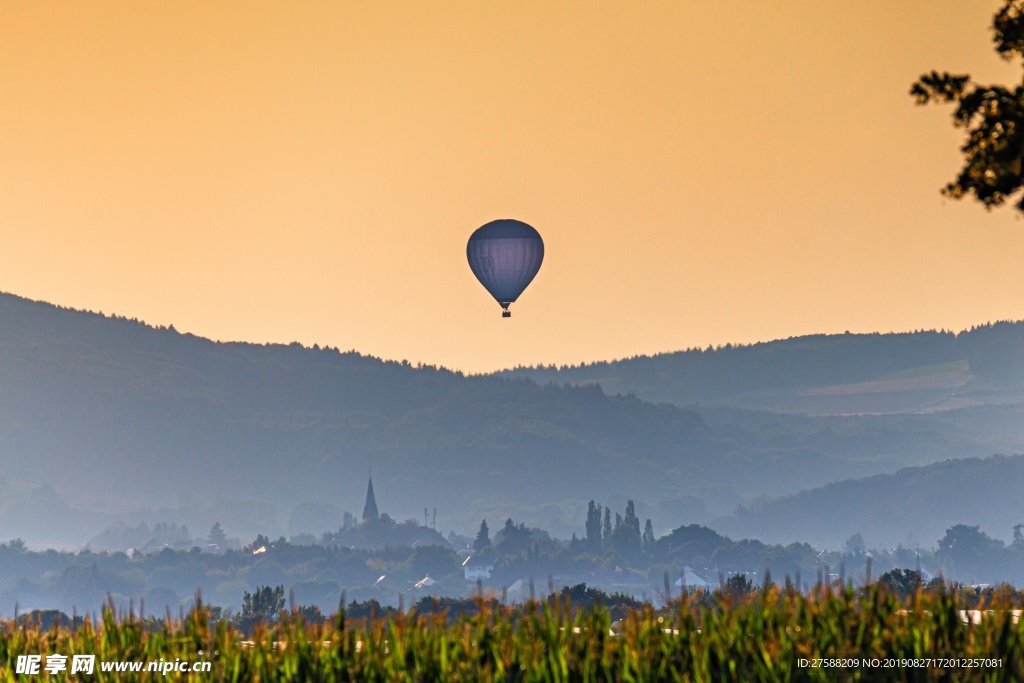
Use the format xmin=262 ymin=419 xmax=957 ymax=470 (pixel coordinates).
xmin=467 ymin=219 xmax=544 ymax=317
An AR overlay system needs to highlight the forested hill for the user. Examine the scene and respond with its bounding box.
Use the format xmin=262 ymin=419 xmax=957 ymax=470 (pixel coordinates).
xmin=0 ymin=291 xmax=703 ymax=544
xmin=1 ymin=291 xmax=1024 ymax=550
xmin=713 ymin=453 xmax=1024 ymax=551
xmin=498 ymin=324 xmax=1024 ymax=413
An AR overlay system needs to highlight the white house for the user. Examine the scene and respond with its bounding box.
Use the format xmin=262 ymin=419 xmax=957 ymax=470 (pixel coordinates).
xmin=674 ymin=565 xmax=710 ymax=591
xmin=464 ymin=559 xmax=495 ymax=581
xmin=504 ymin=579 xmax=527 ymax=604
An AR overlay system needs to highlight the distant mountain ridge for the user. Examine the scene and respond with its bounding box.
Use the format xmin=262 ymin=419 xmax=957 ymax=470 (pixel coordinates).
xmin=498 ymin=323 xmax=1024 ymax=414
xmin=1 ymin=291 xmax=1024 ymax=549
xmin=713 ymin=453 xmax=1024 ymax=550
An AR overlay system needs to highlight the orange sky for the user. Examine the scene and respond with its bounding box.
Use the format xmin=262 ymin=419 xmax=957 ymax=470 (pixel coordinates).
xmin=2 ymin=1 xmax=1023 ymax=373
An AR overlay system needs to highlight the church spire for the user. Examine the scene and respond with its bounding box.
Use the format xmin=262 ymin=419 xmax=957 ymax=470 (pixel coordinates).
xmin=362 ymin=475 xmax=379 ymax=521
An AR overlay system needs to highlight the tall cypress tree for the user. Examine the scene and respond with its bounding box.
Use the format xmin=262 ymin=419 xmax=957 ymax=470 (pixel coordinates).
xmin=585 ymin=501 xmax=603 ymax=548
xmin=642 ymin=519 xmax=656 ymax=549
xmin=474 ymin=519 xmax=490 ymax=552
xmin=624 ymin=500 xmax=641 ymax=536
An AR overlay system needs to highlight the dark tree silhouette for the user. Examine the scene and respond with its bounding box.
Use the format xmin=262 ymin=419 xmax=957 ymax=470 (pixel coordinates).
xmin=496 ymin=518 xmax=531 ymax=557
xmin=207 ymin=523 xmax=227 ymax=549
xmin=624 ymin=501 xmax=641 ymax=537
xmin=937 ymin=524 xmax=1007 ymax=582
xmin=912 ymin=1 xmax=1024 ymax=213
xmin=473 ymin=519 xmax=490 ymax=552
xmin=585 ymin=501 xmax=603 ymax=549
xmin=642 ymin=519 xmax=656 ymax=550
xmin=724 ymin=574 xmax=754 ymax=597
xmin=878 ymin=568 xmax=923 ymax=600
xmin=240 ymin=585 xmax=285 ymax=623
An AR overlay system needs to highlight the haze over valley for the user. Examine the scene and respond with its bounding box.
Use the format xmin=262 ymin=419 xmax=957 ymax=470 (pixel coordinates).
xmin=2 ymin=291 xmax=1022 ymax=556
xmin=11 ymin=4 xmax=1024 ymax=674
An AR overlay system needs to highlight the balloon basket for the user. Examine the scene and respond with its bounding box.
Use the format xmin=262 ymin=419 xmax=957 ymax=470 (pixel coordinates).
xmin=502 ymin=311 xmax=511 ymax=318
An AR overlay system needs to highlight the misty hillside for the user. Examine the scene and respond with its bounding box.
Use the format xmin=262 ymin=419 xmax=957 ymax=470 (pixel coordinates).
xmin=713 ymin=453 xmax=1024 ymax=549
xmin=500 ymin=325 xmax=1024 ymax=414
xmin=1 ymin=292 xmax=1024 ymax=549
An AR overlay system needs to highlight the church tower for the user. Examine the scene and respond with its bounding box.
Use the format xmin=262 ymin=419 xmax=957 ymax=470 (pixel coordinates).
xmin=362 ymin=476 xmax=379 ymax=521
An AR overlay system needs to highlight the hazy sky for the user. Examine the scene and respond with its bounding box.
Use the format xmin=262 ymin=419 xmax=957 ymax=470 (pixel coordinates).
xmin=2 ymin=1 xmax=1023 ymax=372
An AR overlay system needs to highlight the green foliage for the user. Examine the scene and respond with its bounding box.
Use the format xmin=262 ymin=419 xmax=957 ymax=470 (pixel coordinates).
xmin=395 ymin=545 xmax=461 ymax=581
xmin=473 ymin=519 xmax=490 ymax=553
xmin=878 ymin=569 xmax=923 ymax=600
xmin=295 ymin=604 xmax=325 ymax=625
xmin=586 ymin=501 xmax=603 ymax=549
xmin=724 ymin=573 xmax=755 ymax=598
xmin=240 ymin=585 xmax=285 ymax=623
xmin=505 ymin=323 xmax=1024 ymax=410
xmin=5 ymin=291 xmax=1024 ymax=549
xmin=206 ymin=523 xmax=227 ymax=549
xmin=653 ymin=524 xmax=732 ymax=564
xmin=7 ymin=510 xmax=1024 ymax=618
xmin=938 ymin=524 xmax=1010 ymax=583
xmin=642 ymin=519 xmax=656 ymax=550
xmin=495 ymin=519 xmax=532 ymax=557
xmin=2 ymin=587 xmax=1024 ymax=681
xmin=550 ymin=583 xmax=644 ymax=618
xmin=721 ymin=453 xmax=1024 ymax=556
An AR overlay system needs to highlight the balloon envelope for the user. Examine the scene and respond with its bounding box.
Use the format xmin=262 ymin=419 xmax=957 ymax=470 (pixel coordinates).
xmin=467 ymin=219 xmax=544 ymax=311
